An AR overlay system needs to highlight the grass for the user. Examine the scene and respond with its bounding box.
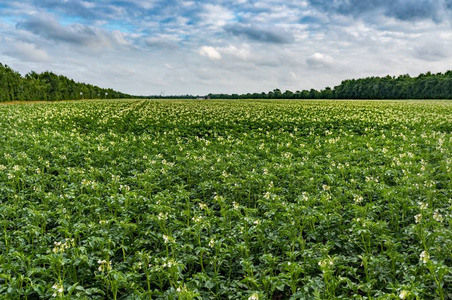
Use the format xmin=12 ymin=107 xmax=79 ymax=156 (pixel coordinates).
xmin=0 ymin=99 xmax=451 ymax=299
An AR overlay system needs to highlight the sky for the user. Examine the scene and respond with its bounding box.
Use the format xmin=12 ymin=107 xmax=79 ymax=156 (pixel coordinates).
xmin=1 ymin=0 xmax=452 ymax=96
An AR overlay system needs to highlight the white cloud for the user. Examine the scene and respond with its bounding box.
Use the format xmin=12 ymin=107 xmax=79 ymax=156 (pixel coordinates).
xmin=16 ymin=12 xmax=131 ymax=50
xmin=111 ymin=30 xmax=129 ymax=45
xmin=126 ymin=0 xmax=159 ymax=10
xmin=3 ymin=40 xmax=50 ymax=62
xmin=144 ymin=33 xmax=184 ymax=49
xmin=80 ymin=1 xmax=95 ymax=9
xmin=181 ymin=1 xmax=195 ymax=7
xmin=198 ymin=4 xmax=235 ymax=27
xmin=219 ymin=45 xmax=251 ymax=60
xmin=199 ymin=46 xmax=222 ymax=61
xmin=306 ymin=53 xmax=334 ymax=68
xmin=413 ymin=40 xmax=449 ymax=61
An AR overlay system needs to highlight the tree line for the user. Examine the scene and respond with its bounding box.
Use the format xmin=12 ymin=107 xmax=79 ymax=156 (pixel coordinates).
xmin=0 ymin=63 xmax=130 ymax=101
xmin=2 ymin=63 xmax=452 ymax=100
xmin=206 ymin=71 xmax=452 ymax=100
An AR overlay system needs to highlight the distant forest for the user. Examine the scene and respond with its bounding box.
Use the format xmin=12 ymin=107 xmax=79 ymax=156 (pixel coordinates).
xmin=0 ymin=63 xmax=130 ymax=101
xmin=2 ymin=63 xmax=452 ymax=101
xmin=204 ymin=71 xmax=452 ymax=100
xmin=137 ymin=71 xmax=452 ymax=100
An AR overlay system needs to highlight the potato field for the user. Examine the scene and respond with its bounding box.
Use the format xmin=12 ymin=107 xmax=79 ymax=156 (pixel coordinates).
xmin=0 ymin=99 xmax=451 ymax=299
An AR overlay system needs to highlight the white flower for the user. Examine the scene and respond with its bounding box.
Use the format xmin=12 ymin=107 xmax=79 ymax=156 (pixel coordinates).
xmin=119 ymin=184 xmax=130 ymax=192
xmin=163 ymin=235 xmax=175 ymax=244
xmin=418 ymin=202 xmax=428 ymax=210
xmin=52 ymin=239 xmax=73 ymax=253
xmin=163 ymin=259 xmax=176 ymax=268
xmin=192 ymin=216 xmax=203 ymax=223
xmin=248 ymin=293 xmax=259 ymax=300
xmin=354 ymin=194 xmax=363 ymax=204
xmin=318 ymin=258 xmax=334 ymax=269
xmin=433 ymin=209 xmax=443 ymax=222
xmin=414 ymin=214 xmax=422 ymax=223
xmin=157 ymin=212 xmax=168 ymax=220
xmin=97 ymin=259 xmax=112 ymax=272
xmin=232 ymin=201 xmax=239 ymax=210
xmin=51 ymin=283 xmax=64 ymax=297
xmin=420 ymin=251 xmax=429 ymax=264
xmin=399 ymin=290 xmax=409 ymax=299
xmin=209 ymin=238 xmax=215 ymax=248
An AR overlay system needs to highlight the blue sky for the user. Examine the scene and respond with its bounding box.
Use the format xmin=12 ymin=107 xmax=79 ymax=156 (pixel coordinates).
xmin=1 ymin=0 xmax=452 ymax=95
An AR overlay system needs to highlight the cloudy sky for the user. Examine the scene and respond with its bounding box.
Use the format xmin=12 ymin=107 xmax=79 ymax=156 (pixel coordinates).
xmin=1 ymin=0 xmax=452 ymax=95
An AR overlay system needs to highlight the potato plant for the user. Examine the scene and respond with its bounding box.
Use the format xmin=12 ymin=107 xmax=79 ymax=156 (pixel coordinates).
xmin=0 ymin=99 xmax=451 ymax=299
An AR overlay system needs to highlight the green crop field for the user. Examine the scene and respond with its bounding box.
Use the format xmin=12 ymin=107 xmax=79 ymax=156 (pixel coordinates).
xmin=1 ymin=99 xmax=451 ymax=299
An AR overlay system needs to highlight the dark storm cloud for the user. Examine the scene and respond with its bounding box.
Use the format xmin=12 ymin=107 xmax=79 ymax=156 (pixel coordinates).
xmin=224 ymin=23 xmax=294 ymax=44
xmin=307 ymin=0 xmax=452 ymax=22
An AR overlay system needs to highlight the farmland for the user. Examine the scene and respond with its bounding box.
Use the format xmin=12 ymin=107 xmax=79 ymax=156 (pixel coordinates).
xmin=0 ymin=99 xmax=451 ymax=299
